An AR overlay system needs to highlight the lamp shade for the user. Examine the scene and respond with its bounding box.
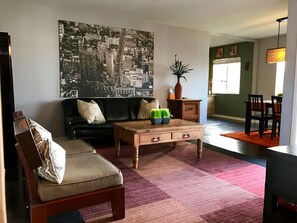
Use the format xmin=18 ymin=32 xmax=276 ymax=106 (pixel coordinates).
xmin=266 ymin=47 xmax=286 ymax=64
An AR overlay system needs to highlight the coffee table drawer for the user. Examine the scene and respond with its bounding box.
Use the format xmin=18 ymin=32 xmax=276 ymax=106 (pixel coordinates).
xmin=172 ymin=131 xmax=200 ymax=140
xmin=139 ymin=133 xmax=171 ymax=144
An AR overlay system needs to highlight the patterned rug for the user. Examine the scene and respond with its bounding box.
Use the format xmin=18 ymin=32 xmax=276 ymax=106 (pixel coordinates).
xmin=76 ymin=141 xmax=265 ymax=223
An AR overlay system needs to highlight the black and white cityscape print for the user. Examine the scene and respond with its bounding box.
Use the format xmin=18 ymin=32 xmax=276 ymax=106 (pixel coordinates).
xmin=59 ymin=20 xmax=154 ymax=98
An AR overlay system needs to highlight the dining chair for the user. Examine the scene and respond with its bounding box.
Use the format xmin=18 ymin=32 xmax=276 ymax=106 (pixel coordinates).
xmin=245 ymin=94 xmax=273 ymax=138
xmin=271 ymin=95 xmax=282 ymax=139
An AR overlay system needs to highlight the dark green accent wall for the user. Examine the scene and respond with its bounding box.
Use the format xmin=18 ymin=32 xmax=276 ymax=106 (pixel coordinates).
xmin=209 ymin=42 xmax=254 ymax=118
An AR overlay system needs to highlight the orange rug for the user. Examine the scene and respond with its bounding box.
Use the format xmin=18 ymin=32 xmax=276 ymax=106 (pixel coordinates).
xmin=221 ymin=130 xmax=279 ymax=147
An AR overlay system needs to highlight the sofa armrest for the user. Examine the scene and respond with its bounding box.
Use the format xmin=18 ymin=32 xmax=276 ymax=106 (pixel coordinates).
xmin=65 ymin=116 xmax=88 ymax=125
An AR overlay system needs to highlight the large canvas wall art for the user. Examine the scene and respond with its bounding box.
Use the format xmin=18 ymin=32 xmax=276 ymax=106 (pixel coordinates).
xmin=58 ymin=20 xmax=154 ymax=98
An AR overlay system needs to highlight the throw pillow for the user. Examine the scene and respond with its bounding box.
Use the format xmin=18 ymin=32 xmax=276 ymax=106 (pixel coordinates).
xmin=137 ymin=99 xmax=160 ymax=119
xmin=77 ymin=99 xmax=106 ymax=124
xmin=35 ymin=139 xmax=66 ymax=184
xmin=28 ymin=119 xmax=52 ymax=144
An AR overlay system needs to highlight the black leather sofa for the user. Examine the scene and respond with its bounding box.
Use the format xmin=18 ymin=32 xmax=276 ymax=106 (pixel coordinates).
xmin=61 ymin=97 xmax=155 ymax=140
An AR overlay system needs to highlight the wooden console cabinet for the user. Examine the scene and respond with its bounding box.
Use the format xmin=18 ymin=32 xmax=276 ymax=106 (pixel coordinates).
xmin=167 ymin=99 xmax=201 ymax=123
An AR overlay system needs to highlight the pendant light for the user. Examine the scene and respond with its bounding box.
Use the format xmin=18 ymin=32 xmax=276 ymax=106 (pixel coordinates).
xmin=266 ymin=16 xmax=288 ymax=64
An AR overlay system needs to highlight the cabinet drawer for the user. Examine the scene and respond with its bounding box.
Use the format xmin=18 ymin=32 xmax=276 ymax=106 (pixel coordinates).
xmin=139 ymin=133 xmax=171 ymax=144
xmin=172 ymin=131 xmax=201 ymax=140
xmin=184 ymin=104 xmax=198 ymax=115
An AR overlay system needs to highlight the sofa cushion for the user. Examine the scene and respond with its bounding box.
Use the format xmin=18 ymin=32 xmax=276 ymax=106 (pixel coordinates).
xmin=77 ymin=99 xmax=106 ymax=124
xmin=37 ymin=153 xmax=123 ymax=201
xmin=66 ymin=125 xmax=115 ymax=140
xmin=102 ymin=98 xmax=130 ymax=122
xmin=137 ymin=98 xmax=160 ymax=119
xmin=65 ymin=116 xmax=88 ymax=126
xmin=61 ymin=99 xmax=79 ymax=116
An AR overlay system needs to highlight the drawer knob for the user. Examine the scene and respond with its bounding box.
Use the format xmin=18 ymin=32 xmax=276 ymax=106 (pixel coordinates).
xmin=182 ymin=133 xmax=190 ymax=138
xmin=151 ymin=137 xmax=160 ymax=142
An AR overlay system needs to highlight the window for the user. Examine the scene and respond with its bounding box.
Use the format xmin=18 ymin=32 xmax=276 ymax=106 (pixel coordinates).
xmin=212 ymin=57 xmax=241 ymax=94
xmin=275 ymin=61 xmax=285 ymax=95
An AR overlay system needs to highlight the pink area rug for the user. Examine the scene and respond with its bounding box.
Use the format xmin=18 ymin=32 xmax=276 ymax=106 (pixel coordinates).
xmin=79 ymin=142 xmax=265 ymax=222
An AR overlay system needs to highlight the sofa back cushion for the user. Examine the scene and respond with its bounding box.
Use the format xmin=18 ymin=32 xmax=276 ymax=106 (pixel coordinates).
xmin=101 ymin=98 xmax=130 ymax=122
xmin=61 ymin=99 xmax=80 ymax=117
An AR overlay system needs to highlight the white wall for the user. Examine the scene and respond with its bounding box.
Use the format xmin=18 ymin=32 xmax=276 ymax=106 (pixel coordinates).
xmin=281 ymin=0 xmax=297 ymax=145
xmin=0 ymin=0 xmax=209 ymax=137
xmin=255 ymin=35 xmax=286 ymax=99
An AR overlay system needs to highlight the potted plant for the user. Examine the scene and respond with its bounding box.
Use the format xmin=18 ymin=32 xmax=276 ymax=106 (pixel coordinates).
xmin=169 ymin=54 xmax=193 ymax=99
xmin=150 ymin=109 xmax=162 ymax=125
xmin=161 ymin=108 xmax=171 ymax=124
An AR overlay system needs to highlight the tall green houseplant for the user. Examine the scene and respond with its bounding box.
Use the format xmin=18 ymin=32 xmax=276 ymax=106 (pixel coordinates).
xmin=169 ymin=54 xmax=193 ymax=99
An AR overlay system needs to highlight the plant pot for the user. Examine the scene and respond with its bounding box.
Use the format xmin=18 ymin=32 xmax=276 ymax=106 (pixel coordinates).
xmin=162 ymin=117 xmax=170 ymax=124
xmin=150 ymin=118 xmax=162 ymax=125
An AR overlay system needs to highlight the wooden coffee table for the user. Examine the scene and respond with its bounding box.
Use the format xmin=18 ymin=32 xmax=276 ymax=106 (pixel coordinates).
xmin=113 ymin=119 xmax=204 ymax=169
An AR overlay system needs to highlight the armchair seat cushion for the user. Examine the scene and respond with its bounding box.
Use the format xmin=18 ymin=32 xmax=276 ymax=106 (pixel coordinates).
xmin=54 ymin=138 xmax=96 ymax=157
xmin=38 ymin=153 xmax=123 ymax=201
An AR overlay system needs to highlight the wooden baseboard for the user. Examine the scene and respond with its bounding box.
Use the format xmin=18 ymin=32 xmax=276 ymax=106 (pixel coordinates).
xmin=210 ymin=114 xmax=245 ymax=122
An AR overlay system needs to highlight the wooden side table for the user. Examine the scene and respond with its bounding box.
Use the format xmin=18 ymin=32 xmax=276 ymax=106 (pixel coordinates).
xmin=167 ymin=99 xmax=201 ymax=123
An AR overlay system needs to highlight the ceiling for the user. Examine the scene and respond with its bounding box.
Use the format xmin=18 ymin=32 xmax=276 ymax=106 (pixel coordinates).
xmin=25 ymin=0 xmax=288 ymax=47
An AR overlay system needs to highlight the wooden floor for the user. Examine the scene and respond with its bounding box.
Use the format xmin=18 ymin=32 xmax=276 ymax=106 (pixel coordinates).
xmin=203 ymin=117 xmax=268 ymax=166
xmin=3 ymin=117 xmax=293 ymax=222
